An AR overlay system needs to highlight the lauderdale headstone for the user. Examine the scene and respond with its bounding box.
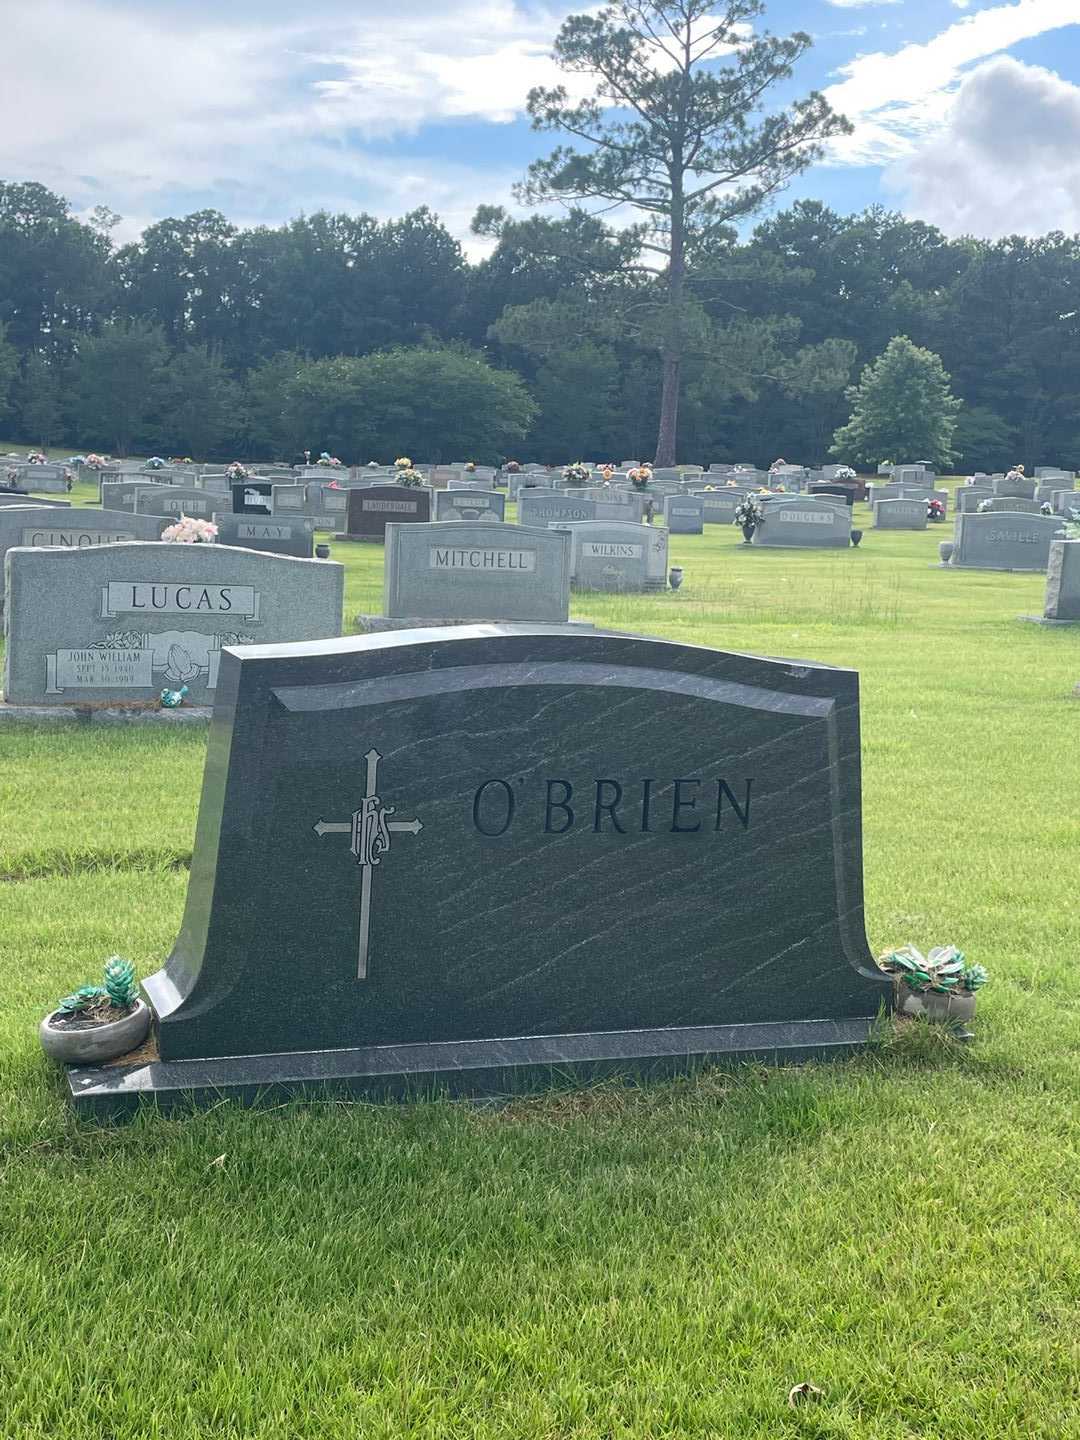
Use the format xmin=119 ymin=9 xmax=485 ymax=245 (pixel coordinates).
xmin=433 ymin=489 xmax=506 ymax=523
xmin=873 ymin=498 xmax=927 ymax=530
xmin=561 ymin=521 xmax=668 ymax=591
xmin=753 ymin=497 xmax=852 ymax=548
xmin=3 ymin=542 xmax=344 ymax=707
xmin=64 ymin=626 xmax=890 ymax=1112
xmin=213 ymin=515 xmax=316 ymax=558
xmin=338 ymin=485 xmax=432 ymax=542
xmin=663 ymin=494 xmax=704 ymax=534
xmin=950 ymin=511 xmax=1063 ymax=571
xmin=383 ymin=522 xmax=570 ymax=623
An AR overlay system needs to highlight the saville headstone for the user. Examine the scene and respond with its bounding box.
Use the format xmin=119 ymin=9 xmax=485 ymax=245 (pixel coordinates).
xmin=338 ymin=485 xmax=432 ymax=542
xmin=383 ymin=522 xmax=570 ymax=623
xmin=950 ymin=511 xmax=1064 ymax=571
xmin=3 ymin=542 xmax=343 ymax=707
xmin=64 ymin=626 xmax=891 ymax=1113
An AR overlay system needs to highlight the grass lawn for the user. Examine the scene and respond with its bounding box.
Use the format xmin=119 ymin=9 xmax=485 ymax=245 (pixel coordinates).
xmin=1 ymin=477 xmax=1079 ymax=1438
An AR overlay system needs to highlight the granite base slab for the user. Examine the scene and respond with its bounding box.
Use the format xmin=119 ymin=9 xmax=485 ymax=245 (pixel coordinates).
xmin=355 ymin=614 xmax=596 ymax=634
xmin=0 ymin=696 xmax=212 ymax=726
xmin=1019 ymin=614 xmax=1080 ymax=626
xmin=66 ymin=1017 xmax=878 ymax=1118
xmin=333 ymin=533 xmax=382 ymax=543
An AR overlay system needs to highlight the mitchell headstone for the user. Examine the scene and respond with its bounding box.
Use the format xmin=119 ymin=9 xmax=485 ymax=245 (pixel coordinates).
xmin=873 ymin=498 xmax=927 ymax=531
xmin=65 ymin=626 xmax=891 ymax=1113
xmin=433 ymin=489 xmax=506 ymax=524
xmin=753 ymin=497 xmax=852 ymax=548
xmin=383 ymin=522 xmax=570 ymax=623
xmin=662 ymin=494 xmax=704 ymax=535
xmin=338 ymin=485 xmax=432 ymax=542
xmin=3 ymin=542 xmax=343 ymax=707
xmin=950 ymin=511 xmax=1064 ymax=571
xmin=213 ymin=514 xmax=316 ymax=558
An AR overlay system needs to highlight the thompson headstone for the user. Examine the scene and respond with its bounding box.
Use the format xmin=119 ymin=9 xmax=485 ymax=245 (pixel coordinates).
xmin=65 ymin=626 xmax=891 ymax=1112
xmin=383 ymin=522 xmax=570 ymax=623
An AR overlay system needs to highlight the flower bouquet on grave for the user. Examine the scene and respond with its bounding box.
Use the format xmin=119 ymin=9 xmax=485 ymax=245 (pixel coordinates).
xmin=599 ymin=465 xmax=615 ymax=484
xmin=145 ymin=456 xmax=166 ymax=469
xmin=226 ymin=461 xmax=250 ymax=481
xmin=1041 ymin=501 xmax=1054 ymax=516
xmin=318 ymin=452 xmax=344 ymax=468
xmin=733 ymin=496 xmax=763 ymax=543
xmin=927 ymin=498 xmax=946 ymax=522
xmin=563 ymin=461 xmax=591 ymax=485
xmin=394 ymin=456 xmax=412 ymax=471
xmin=504 ymin=460 xmax=521 ymax=473
xmin=464 ymin=461 xmax=477 ymax=473
xmin=162 ymin=514 xmax=218 ymax=544
xmin=878 ymin=945 xmax=988 ymax=1026
xmin=626 ymin=465 xmax=652 ymax=491
xmin=39 ymin=956 xmax=151 ymax=1064
xmin=396 ymin=468 xmax=424 ymax=488
xmin=978 ymin=498 xmax=993 ymax=513
xmin=84 ymin=452 xmax=109 ymax=470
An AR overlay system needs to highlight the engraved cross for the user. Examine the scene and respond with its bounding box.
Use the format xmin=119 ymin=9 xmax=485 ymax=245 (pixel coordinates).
xmin=313 ymin=748 xmax=423 ymax=979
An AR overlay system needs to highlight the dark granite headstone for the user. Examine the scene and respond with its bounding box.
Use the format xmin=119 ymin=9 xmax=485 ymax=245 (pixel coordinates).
xmin=339 ymin=485 xmax=432 ymax=542
xmin=69 ymin=628 xmax=890 ymax=1113
xmin=231 ymin=481 xmax=274 ymax=516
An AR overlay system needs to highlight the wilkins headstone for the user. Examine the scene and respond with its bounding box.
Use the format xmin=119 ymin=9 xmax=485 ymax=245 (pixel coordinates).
xmin=3 ymin=542 xmax=344 ymax=707
xmin=561 ymin=521 xmax=668 ymax=592
xmin=66 ymin=627 xmax=891 ymax=1112
xmin=383 ymin=522 xmax=570 ymax=623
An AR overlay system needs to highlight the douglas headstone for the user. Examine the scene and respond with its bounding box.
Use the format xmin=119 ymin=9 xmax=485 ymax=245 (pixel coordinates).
xmin=753 ymin=497 xmax=852 ymax=548
xmin=66 ymin=627 xmax=891 ymax=1112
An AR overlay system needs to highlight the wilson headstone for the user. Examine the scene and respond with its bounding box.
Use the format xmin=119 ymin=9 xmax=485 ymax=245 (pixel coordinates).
xmin=65 ymin=626 xmax=891 ymax=1112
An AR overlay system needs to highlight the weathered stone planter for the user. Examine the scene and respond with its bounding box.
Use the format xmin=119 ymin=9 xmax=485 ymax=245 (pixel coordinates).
xmin=39 ymin=1000 xmax=151 ymax=1065
xmin=897 ymin=985 xmax=976 ymax=1025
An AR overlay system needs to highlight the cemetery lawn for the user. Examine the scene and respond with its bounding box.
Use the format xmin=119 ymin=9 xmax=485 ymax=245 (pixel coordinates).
xmin=2 ymin=481 xmax=1079 ymax=1439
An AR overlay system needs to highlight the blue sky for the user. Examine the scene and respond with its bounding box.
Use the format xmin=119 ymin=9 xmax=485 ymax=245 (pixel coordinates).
xmin=3 ymin=0 xmax=1079 ymax=252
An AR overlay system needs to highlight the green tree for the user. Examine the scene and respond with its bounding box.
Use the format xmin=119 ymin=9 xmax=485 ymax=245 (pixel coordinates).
xmin=516 ymin=0 xmax=849 ymax=465
xmin=18 ymin=351 xmax=62 ymax=446
xmin=73 ymin=321 xmax=168 ymax=454
xmin=287 ymin=346 xmax=536 ymax=463
xmin=242 ymin=352 xmax=307 ymax=459
xmin=530 ymin=342 xmax=621 ymax=459
xmin=0 ymin=321 xmax=17 ymax=427
xmin=831 ymin=336 xmax=960 ymax=469
xmin=155 ymin=345 xmax=239 ymax=458
xmin=780 ymin=337 xmax=858 ymax=462
xmin=951 ymin=406 xmax=1015 ymax=474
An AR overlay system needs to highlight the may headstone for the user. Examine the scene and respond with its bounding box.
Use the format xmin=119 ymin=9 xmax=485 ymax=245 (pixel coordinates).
xmin=213 ymin=514 xmax=316 ymax=558
xmin=560 ymin=521 xmax=668 ymax=591
xmin=873 ymin=498 xmax=927 ymax=530
xmin=3 ymin=542 xmax=343 ymax=707
xmin=950 ymin=511 xmax=1064 ymax=571
xmin=383 ymin=522 xmax=570 ymax=623
xmin=433 ymin=489 xmax=506 ymax=524
xmin=338 ymin=485 xmax=432 ymax=542
xmin=67 ymin=626 xmax=890 ymax=1112
xmin=753 ymin=497 xmax=852 ymax=548
xmin=662 ymin=494 xmax=704 ymax=535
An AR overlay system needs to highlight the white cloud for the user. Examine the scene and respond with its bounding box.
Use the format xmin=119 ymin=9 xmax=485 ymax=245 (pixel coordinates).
xmin=823 ymin=0 xmax=1079 ymax=165
xmin=888 ymin=55 xmax=1080 ymax=236
xmin=823 ymin=0 xmax=899 ymax=9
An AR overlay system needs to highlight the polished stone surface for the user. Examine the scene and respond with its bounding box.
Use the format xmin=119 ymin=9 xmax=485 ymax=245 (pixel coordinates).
xmin=340 ymin=484 xmax=432 ymax=541
xmin=128 ymin=626 xmax=890 ymax=1108
xmin=384 ymin=522 xmax=570 ymax=622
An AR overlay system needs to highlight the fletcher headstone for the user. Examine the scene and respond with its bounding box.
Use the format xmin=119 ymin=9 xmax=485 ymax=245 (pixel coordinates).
xmin=433 ymin=489 xmax=506 ymax=523
xmin=383 ymin=522 xmax=570 ymax=623
xmin=339 ymin=485 xmax=432 ymax=542
xmin=213 ymin=514 xmax=316 ymax=558
xmin=663 ymin=494 xmax=704 ymax=535
xmin=3 ymin=542 xmax=343 ymax=707
xmin=873 ymin=498 xmax=927 ymax=530
xmin=753 ymin=497 xmax=852 ymax=548
xmin=950 ymin=511 xmax=1064 ymax=571
xmin=66 ymin=627 xmax=890 ymax=1112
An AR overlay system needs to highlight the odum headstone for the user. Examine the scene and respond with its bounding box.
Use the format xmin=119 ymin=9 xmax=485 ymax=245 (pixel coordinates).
xmin=3 ymin=542 xmax=344 ymax=707
xmin=383 ymin=522 xmax=570 ymax=623
xmin=65 ymin=627 xmax=890 ymax=1112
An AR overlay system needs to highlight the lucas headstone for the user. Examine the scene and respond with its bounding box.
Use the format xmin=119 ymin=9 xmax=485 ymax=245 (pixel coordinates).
xmin=65 ymin=626 xmax=890 ymax=1112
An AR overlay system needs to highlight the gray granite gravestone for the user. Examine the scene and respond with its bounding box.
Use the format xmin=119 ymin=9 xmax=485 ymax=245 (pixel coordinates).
xmin=101 ymin=480 xmax=161 ymax=514
xmin=1052 ymin=490 xmax=1080 ymax=515
xmin=305 ymin=483 xmax=349 ymax=529
xmin=984 ymin=497 xmax=1041 ymax=514
xmin=950 ymin=511 xmax=1064 ymax=571
xmin=518 ymin=492 xmax=598 ymax=528
xmin=873 ymin=498 xmax=927 ymax=530
xmin=213 ymin=515 xmax=315 ymax=558
xmin=0 ymin=493 xmax=71 ymax=508
xmin=956 ymin=486 xmax=993 ymax=514
xmin=338 ymin=485 xmax=432 ymax=542
xmin=433 ymin=489 xmax=506 ymax=523
xmin=3 ymin=542 xmax=343 ymax=707
xmin=694 ymin=491 xmax=742 ymax=524
xmin=753 ymin=497 xmax=852 ymax=548
xmin=383 ymin=522 xmax=570 ymax=623
xmin=0 ymin=508 xmax=168 ymax=608
xmin=663 ymin=494 xmax=704 ymax=534
xmin=270 ymin=484 xmax=308 ymax=516
xmin=1043 ymin=539 xmax=1080 ymax=620
xmin=135 ymin=486 xmax=221 ymax=520
xmin=993 ymin=474 xmax=1036 ymax=501
xmin=560 ymin=521 xmax=668 ymax=591
xmin=447 ymin=477 xmax=494 ymax=492
xmin=64 ymin=626 xmax=890 ymax=1112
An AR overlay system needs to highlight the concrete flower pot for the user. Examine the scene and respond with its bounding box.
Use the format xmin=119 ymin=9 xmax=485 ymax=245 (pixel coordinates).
xmin=39 ymin=999 xmax=151 ymax=1065
xmin=897 ymin=985 xmax=976 ymax=1025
